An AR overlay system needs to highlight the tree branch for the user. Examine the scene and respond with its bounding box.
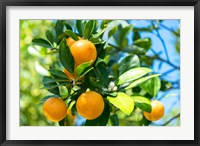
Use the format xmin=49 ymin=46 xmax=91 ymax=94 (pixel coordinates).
xmin=162 ymin=113 xmax=180 ymax=126
xmin=108 ymin=43 xmax=180 ymax=70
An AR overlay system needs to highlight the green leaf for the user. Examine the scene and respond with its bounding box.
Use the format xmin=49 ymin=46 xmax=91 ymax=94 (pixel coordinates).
xmin=42 ymin=76 xmax=60 ymax=95
xmin=55 ymin=20 xmax=64 ymax=37
xmin=134 ymin=38 xmax=152 ymax=50
xmin=58 ymin=33 xmax=67 ymax=42
xmin=84 ymin=20 xmax=95 ymax=39
xmin=75 ymin=61 xmax=93 ymax=78
xmin=92 ymin=20 xmax=99 ymax=33
xmin=89 ymin=77 xmax=102 ymax=88
xmin=64 ymin=23 xmax=73 ymax=31
xmin=124 ymin=45 xmax=147 ymax=54
xmin=42 ymin=76 xmax=56 ymax=84
xmin=92 ymin=27 xmax=107 ymax=38
xmin=41 ymin=83 xmax=67 ymax=90
xmin=108 ymin=26 xmax=118 ymax=38
xmin=65 ymin=30 xmax=79 ymax=41
xmin=102 ymin=92 xmax=118 ymax=97
xmin=76 ymin=20 xmax=85 ymax=37
xmin=118 ymin=55 xmax=140 ymax=75
xmin=110 ymin=114 xmax=119 ymax=126
xmin=32 ymin=38 xmax=52 ymax=48
xmin=49 ymin=69 xmax=69 ymax=79
xmin=94 ymin=62 xmax=109 ymax=87
xmin=45 ymin=30 xmax=54 ymax=45
xmin=139 ymin=76 xmax=161 ymax=97
xmin=107 ymin=92 xmax=134 ymax=116
xmin=118 ymin=67 xmax=152 ymax=85
xmin=125 ymin=74 xmax=161 ymax=90
xmin=59 ymin=39 xmax=74 ymax=74
xmin=85 ymin=102 xmax=110 ymax=126
xmin=89 ymin=38 xmax=103 ymax=45
xmin=119 ymin=25 xmax=133 ymax=48
xmin=133 ymin=31 xmax=141 ymax=41
xmin=132 ymin=96 xmax=152 ymax=113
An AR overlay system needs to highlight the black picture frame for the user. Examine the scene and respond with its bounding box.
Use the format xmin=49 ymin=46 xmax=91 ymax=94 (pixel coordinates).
xmin=0 ymin=0 xmax=199 ymax=146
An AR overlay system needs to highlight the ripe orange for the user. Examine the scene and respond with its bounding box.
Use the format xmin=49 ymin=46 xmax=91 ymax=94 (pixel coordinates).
xmin=42 ymin=97 xmax=67 ymax=122
xmin=66 ymin=36 xmax=82 ymax=47
xmin=143 ymin=100 xmax=164 ymax=121
xmin=70 ymin=40 xmax=97 ymax=66
xmin=76 ymin=91 xmax=104 ymax=120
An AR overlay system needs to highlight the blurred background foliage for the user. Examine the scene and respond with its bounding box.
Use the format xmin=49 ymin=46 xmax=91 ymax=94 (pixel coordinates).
xmin=20 ymin=20 xmax=180 ymax=126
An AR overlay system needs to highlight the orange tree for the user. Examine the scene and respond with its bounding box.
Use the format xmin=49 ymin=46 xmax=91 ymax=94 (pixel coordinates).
xmin=32 ymin=20 xmax=164 ymax=126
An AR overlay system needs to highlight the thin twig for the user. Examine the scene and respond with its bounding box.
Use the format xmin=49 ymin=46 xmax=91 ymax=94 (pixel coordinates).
xmin=159 ymin=23 xmax=180 ymax=37
xmin=156 ymin=31 xmax=170 ymax=62
xmin=162 ymin=113 xmax=180 ymax=126
xmin=108 ymin=43 xmax=180 ymax=70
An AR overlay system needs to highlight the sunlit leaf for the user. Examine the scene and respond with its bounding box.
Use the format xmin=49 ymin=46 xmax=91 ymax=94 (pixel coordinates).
xmin=118 ymin=67 xmax=152 ymax=85
xmin=126 ymin=74 xmax=161 ymax=90
xmin=92 ymin=27 xmax=107 ymax=38
xmin=107 ymin=92 xmax=134 ymax=116
xmin=75 ymin=61 xmax=93 ymax=78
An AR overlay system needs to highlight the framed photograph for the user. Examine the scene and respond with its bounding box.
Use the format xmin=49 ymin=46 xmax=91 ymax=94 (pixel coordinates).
xmin=0 ymin=0 xmax=199 ymax=145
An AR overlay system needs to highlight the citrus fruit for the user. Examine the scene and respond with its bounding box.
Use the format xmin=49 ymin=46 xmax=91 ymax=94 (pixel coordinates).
xmin=76 ymin=91 xmax=104 ymax=120
xmin=42 ymin=97 xmax=67 ymax=122
xmin=143 ymin=100 xmax=164 ymax=121
xmin=70 ymin=40 xmax=97 ymax=66
xmin=66 ymin=36 xmax=82 ymax=47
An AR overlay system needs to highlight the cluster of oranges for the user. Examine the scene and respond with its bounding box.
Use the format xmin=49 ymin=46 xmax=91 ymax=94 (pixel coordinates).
xmin=42 ymin=37 xmax=105 ymax=123
xmin=42 ymin=37 xmax=164 ymax=124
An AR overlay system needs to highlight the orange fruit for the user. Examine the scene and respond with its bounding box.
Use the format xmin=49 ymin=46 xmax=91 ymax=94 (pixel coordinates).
xmin=42 ymin=97 xmax=67 ymax=122
xmin=143 ymin=100 xmax=164 ymax=121
xmin=70 ymin=40 xmax=97 ymax=66
xmin=76 ymin=91 xmax=104 ymax=120
xmin=66 ymin=36 xmax=82 ymax=47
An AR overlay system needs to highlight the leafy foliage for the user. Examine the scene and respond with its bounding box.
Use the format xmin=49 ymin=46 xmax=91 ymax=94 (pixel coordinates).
xmin=21 ymin=19 xmax=180 ymax=126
